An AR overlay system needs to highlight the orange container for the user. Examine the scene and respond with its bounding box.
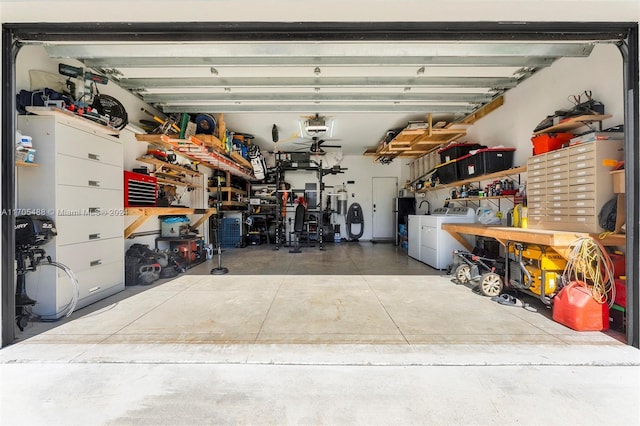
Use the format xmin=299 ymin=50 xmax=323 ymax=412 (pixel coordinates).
xmin=552 ymin=281 xmax=609 ymax=331
xmin=531 ymin=132 xmax=574 ymax=155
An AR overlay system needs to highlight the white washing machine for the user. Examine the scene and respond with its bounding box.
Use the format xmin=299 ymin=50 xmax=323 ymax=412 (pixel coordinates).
xmin=408 ymin=207 xmax=476 ymax=270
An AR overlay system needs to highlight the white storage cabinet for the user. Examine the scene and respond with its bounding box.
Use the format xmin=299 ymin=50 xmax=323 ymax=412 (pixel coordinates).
xmin=17 ymin=114 xmax=124 ymax=319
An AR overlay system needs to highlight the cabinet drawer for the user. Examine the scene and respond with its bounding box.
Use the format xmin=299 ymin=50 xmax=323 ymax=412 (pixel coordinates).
xmin=569 ymin=207 xmax=596 ymax=216
xmin=57 ymin=186 xmax=122 ymax=212
xmin=573 ymin=215 xmax=596 ymax=225
xmin=56 ymin=238 xmax=124 ymax=274
xmin=547 ymin=170 xmax=569 ymax=181
xmin=527 ymin=200 xmax=545 ymax=209
xmin=548 ymin=194 xmax=568 ymax=202
xmin=547 ymin=149 xmax=567 ymax=160
xmin=569 ymin=191 xmax=595 ymax=201
xmin=65 ymin=261 xmax=124 ymax=303
xmin=548 ymin=185 xmax=568 ymax=195
xmin=571 ymin=150 xmax=596 ymax=163
xmin=546 ymin=215 xmax=569 ymax=224
xmin=548 ymin=200 xmax=570 ymax=209
xmin=569 ymin=174 xmax=596 ymax=186
xmin=528 ymin=207 xmax=547 ymax=216
xmin=570 ymin=183 xmax=596 ymax=193
xmin=548 ymin=207 xmax=569 ymax=216
xmin=527 ymin=162 xmax=546 ymax=172
xmin=529 ymin=188 xmax=546 ymax=197
xmin=569 ymin=143 xmax=596 ymax=156
xmin=547 ymin=156 xmax=569 ymax=168
xmin=528 ymin=182 xmax=546 ymax=190
xmin=56 ymin=123 xmax=122 ymax=167
xmin=55 ymin=215 xmax=124 ymax=246
xmin=57 ymin=155 xmax=122 ymax=190
xmin=547 ymin=179 xmax=567 ymax=189
xmin=569 ymin=168 xmax=593 ymax=178
xmin=528 ymin=174 xmax=546 ymax=183
xmin=570 ymin=199 xmax=596 ymax=208
xmin=528 ymin=155 xmax=547 ymax=165
xmin=571 ymin=159 xmax=595 ymax=170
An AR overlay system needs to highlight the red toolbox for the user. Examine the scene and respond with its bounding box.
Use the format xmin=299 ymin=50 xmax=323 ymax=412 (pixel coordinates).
xmin=124 ymin=171 xmax=157 ymax=207
xmin=531 ymin=132 xmax=574 ymax=155
xmin=456 ymin=147 xmax=515 ymax=179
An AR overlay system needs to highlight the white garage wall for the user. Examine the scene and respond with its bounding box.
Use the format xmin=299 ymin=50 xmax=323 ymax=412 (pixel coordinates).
xmin=422 ymin=43 xmax=625 ymax=213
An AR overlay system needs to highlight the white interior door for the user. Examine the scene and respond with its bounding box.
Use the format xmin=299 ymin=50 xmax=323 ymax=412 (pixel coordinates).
xmin=372 ymin=177 xmax=397 ymax=241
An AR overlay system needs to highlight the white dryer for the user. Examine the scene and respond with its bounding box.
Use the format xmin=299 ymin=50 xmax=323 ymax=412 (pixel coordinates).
xmin=409 ymin=207 xmax=476 ymax=270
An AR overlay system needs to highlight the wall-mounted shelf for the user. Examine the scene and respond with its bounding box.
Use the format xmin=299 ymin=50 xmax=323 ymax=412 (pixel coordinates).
xmin=532 ymin=114 xmax=612 ymax=135
xmin=135 ymin=156 xmax=203 ymax=190
xmin=135 ymin=156 xmax=202 ymax=177
xmin=208 ymin=186 xmax=248 ymax=210
xmin=135 ymin=134 xmax=255 ymax=181
xmin=15 ymin=161 xmax=39 ymax=167
xmin=417 ymin=165 xmax=527 ymax=192
xmin=365 ymin=98 xmax=504 ymax=162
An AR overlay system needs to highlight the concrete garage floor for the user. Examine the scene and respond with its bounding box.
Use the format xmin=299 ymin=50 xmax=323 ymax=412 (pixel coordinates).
xmin=2 ymin=243 xmax=639 ymax=425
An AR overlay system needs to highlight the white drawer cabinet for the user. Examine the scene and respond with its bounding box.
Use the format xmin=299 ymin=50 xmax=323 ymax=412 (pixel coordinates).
xmin=17 ymin=115 xmax=124 ymax=319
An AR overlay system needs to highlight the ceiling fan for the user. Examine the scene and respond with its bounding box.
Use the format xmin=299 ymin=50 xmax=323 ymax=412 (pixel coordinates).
xmin=295 ymin=136 xmax=342 ymax=154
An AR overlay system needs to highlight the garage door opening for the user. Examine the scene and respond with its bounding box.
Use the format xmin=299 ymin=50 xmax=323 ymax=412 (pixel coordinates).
xmin=2 ymin=22 xmax=638 ymax=348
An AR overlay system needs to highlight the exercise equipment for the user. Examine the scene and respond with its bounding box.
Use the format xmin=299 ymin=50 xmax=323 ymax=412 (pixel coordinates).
xmin=346 ymin=203 xmax=364 ymax=241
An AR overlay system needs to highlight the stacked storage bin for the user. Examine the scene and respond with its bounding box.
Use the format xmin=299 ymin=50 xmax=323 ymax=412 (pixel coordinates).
xmin=434 ymin=143 xmax=484 ymax=184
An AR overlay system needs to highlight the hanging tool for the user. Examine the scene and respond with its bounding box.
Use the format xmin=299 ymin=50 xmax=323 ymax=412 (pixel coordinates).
xmin=141 ymin=108 xmax=181 ymax=133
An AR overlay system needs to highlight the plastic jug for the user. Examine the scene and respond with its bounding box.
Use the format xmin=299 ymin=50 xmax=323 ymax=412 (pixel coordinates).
xmin=552 ymin=281 xmax=609 ymax=331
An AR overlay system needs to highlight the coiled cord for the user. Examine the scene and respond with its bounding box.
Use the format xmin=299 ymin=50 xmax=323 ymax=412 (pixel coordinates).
xmin=28 ymin=260 xmax=80 ymax=319
xmin=563 ymin=236 xmax=615 ymax=306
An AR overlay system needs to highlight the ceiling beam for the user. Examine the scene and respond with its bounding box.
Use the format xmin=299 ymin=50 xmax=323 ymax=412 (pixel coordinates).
xmin=160 ymin=104 xmax=476 ymax=113
xmin=82 ymin=56 xmax=556 ymax=68
xmin=142 ymin=92 xmax=495 ymax=103
xmin=120 ymin=76 xmax=519 ymax=89
xmin=44 ymin=42 xmax=594 ymax=59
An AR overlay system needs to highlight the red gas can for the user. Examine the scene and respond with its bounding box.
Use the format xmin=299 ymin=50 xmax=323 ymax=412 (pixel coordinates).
xmin=552 ymin=281 xmax=609 ymax=331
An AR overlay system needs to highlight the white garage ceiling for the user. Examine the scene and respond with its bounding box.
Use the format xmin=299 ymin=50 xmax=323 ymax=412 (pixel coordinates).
xmin=16 ymin=24 xmax=611 ymax=156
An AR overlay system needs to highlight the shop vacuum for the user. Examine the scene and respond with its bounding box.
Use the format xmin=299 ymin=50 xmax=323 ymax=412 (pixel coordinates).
xmin=14 ymin=215 xmax=79 ymax=330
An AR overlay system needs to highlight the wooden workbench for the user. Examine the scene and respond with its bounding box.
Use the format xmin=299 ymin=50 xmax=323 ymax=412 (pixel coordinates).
xmin=442 ymin=223 xmax=625 ymax=255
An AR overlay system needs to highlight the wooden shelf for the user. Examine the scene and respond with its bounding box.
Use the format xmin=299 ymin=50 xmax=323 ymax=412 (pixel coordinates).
xmin=448 ymin=195 xmax=520 ymax=203
xmin=532 ymin=114 xmax=612 ymax=135
xmin=124 ymin=207 xmax=216 ymax=239
xmin=15 ymin=161 xmax=39 ymax=167
xmin=374 ymin=125 xmax=468 ymax=159
xmin=135 ymin=157 xmax=202 ymax=177
xmin=25 ymin=106 xmax=120 ymax=136
xmin=155 ymin=176 xmax=202 ymax=188
xmin=220 ymin=201 xmax=248 ymax=209
xmin=135 ymin=133 xmax=255 ymax=180
xmin=417 ymin=166 xmax=527 ymax=192
xmin=366 ymin=99 xmax=504 ymax=161
xmin=207 ymin=186 xmax=247 ymax=196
